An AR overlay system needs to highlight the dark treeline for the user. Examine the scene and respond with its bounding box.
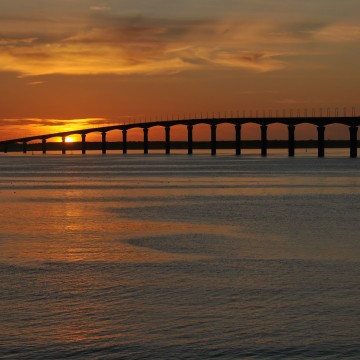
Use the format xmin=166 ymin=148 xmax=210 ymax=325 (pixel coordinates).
xmin=3 ymin=140 xmax=357 ymax=152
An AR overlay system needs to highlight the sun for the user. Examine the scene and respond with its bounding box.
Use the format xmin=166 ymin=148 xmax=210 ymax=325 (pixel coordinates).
xmin=65 ymin=137 xmax=74 ymax=143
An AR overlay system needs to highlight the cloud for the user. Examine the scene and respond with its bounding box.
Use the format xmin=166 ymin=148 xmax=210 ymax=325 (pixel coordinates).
xmin=0 ymin=117 xmax=110 ymax=128
xmin=90 ymin=5 xmax=111 ymax=12
xmin=212 ymin=50 xmax=285 ymax=72
xmin=275 ymin=99 xmax=306 ymax=105
xmin=0 ymin=37 xmax=37 ymax=45
xmin=27 ymin=81 xmax=44 ymax=86
xmin=312 ymin=24 xmax=360 ymax=42
xmin=0 ymin=15 xmax=290 ymax=76
xmin=1 ymin=12 xmax=357 ymax=77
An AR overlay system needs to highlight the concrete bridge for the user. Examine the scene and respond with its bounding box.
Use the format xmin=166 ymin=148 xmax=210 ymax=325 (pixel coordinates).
xmin=0 ymin=116 xmax=359 ymax=157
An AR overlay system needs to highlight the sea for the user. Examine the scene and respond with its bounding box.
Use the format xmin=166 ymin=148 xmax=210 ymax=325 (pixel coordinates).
xmin=0 ymin=149 xmax=359 ymax=359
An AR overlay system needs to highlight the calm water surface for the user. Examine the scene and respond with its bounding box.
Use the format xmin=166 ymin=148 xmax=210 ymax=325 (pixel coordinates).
xmin=0 ymin=151 xmax=359 ymax=359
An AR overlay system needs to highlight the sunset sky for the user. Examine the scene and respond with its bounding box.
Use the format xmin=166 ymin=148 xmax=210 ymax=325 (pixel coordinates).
xmin=1 ymin=0 xmax=359 ymax=141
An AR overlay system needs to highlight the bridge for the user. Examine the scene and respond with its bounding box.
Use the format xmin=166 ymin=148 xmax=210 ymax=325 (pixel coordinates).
xmin=0 ymin=116 xmax=359 ymax=157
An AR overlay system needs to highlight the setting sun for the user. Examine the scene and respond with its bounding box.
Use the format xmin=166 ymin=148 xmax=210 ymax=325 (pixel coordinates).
xmin=65 ymin=137 xmax=74 ymax=143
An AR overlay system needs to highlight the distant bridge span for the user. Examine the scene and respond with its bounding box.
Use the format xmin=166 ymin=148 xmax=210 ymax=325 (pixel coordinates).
xmin=0 ymin=116 xmax=359 ymax=157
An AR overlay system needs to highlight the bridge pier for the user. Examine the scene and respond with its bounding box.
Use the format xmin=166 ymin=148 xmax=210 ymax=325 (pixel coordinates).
xmin=187 ymin=125 xmax=193 ymax=155
xmin=23 ymin=142 xmax=27 ymax=154
xmin=288 ymin=125 xmax=295 ymax=157
xmin=143 ymin=128 xmax=149 ymax=154
xmin=349 ymin=126 xmax=358 ymax=158
xmin=261 ymin=125 xmax=268 ymax=157
xmin=122 ymin=130 xmax=127 ymax=154
xmin=317 ymin=125 xmax=325 ymax=158
xmin=62 ymin=136 xmax=66 ymax=155
xmin=211 ymin=124 xmax=217 ymax=156
xmin=3 ymin=143 xmax=7 ymax=153
xmin=82 ymin=134 xmax=86 ymax=154
xmin=235 ymin=124 xmax=242 ymax=156
xmin=42 ymin=139 xmax=46 ymax=154
xmin=165 ymin=126 xmax=171 ymax=154
xmin=102 ymin=132 xmax=107 ymax=154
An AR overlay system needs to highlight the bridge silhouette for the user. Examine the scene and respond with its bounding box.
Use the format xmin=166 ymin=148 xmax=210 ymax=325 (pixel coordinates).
xmin=1 ymin=115 xmax=359 ymax=157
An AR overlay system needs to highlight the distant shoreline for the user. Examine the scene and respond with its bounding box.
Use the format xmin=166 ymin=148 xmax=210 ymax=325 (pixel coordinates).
xmin=2 ymin=140 xmax=357 ymax=152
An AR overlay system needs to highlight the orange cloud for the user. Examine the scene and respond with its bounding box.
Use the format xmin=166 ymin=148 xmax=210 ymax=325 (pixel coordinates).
xmin=0 ymin=16 xmax=292 ymax=76
xmin=0 ymin=10 xmax=359 ymax=78
xmin=0 ymin=117 xmax=115 ymax=139
xmin=312 ymin=23 xmax=360 ymax=42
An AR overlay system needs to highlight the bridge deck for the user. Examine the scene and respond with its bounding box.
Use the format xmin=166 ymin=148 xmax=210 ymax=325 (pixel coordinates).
xmin=1 ymin=116 xmax=359 ymax=144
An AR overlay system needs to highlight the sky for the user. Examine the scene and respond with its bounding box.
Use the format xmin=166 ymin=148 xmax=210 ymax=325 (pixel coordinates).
xmin=0 ymin=0 xmax=360 ymax=141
